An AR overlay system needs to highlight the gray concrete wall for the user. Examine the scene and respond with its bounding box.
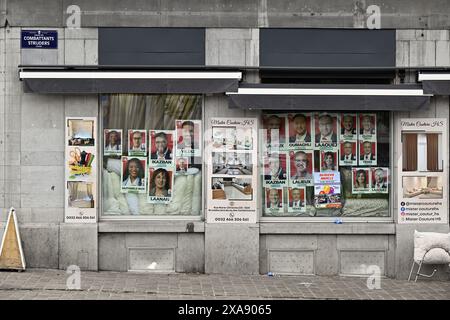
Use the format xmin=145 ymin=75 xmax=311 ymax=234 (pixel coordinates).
xmin=98 ymin=232 xmax=205 ymax=273
xmin=0 ymin=27 xmax=99 ymax=270
xmin=394 ymin=32 xmax=450 ymax=280
xmin=4 ymin=1 xmax=450 ymax=29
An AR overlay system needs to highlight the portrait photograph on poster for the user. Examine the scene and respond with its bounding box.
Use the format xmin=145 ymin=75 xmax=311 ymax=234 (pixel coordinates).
xmin=339 ymin=113 xmax=358 ymax=141
xmin=212 ymin=152 xmax=253 ymax=175
xmin=175 ymin=157 xmax=189 ymax=174
xmin=320 ymin=151 xmax=338 ymax=171
xmin=359 ymin=113 xmax=377 ymax=141
xmin=104 ymin=129 xmax=122 ymax=156
xmin=211 ymin=177 xmax=253 ymax=201
xmin=339 ymin=141 xmax=357 ymax=166
xmin=289 ymin=150 xmax=314 ymax=185
xmin=313 ymin=172 xmax=341 ymax=209
xmin=67 ymin=146 xmax=95 ymax=181
xmin=314 ymin=113 xmax=338 ymax=150
xmin=262 ymin=114 xmax=286 ymax=151
xmin=359 ymin=140 xmax=377 ymax=166
xmin=149 ymin=130 xmax=174 ymax=165
xmin=263 ymin=153 xmax=287 ymax=187
xmin=148 ymin=167 xmax=174 ymax=204
xmin=264 ymin=187 xmax=284 ymax=214
xmin=352 ymin=168 xmax=371 ymax=194
xmin=287 ymin=113 xmax=313 ymax=149
xmin=128 ymin=129 xmax=147 ymax=156
xmin=371 ymin=167 xmax=389 ymax=193
xmin=67 ymin=181 xmax=94 ymax=208
xmin=120 ymin=156 xmax=147 ymax=193
xmin=175 ymin=119 xmax=202 ymax=157
xmin=287 ymin=187 xmax=306 ymax=213
xmin=68 ymin=119 xmax=95 ymax=146
xmin=402 ymin=176 xmax=443 ymax=199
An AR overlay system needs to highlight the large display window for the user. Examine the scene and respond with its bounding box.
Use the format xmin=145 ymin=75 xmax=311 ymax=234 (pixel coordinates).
xmin=261 ymin=111 xmax=391 ymax=218
xmin=101 ymin=94 xmax=203 ymax=217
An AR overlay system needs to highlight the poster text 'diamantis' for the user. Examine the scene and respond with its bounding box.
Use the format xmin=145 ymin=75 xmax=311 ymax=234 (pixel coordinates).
xmin=207 ymin=118 xmax=258 ymax=223
xmin=398 ymin=118 xmax=448 ymax=224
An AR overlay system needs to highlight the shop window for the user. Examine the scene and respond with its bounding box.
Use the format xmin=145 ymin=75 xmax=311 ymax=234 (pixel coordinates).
xmin=101 ymin=94 xmax=202 ymax=217
xmin=261 ymin=112 xmax=391 ymax=218
xmin=402 ymin=132 xmax=443 ymax=172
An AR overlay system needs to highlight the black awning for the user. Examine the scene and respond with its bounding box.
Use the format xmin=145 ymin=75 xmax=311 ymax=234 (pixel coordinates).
xmin=422 ymin=81 xmax=450 ymax=95
xmin=19 ymin=69 xmax=242 ymax=94
xmin=227 ymin=84 xmax=431 ymax=111
xmin=419 ymin=72 xmax=450 ymax=95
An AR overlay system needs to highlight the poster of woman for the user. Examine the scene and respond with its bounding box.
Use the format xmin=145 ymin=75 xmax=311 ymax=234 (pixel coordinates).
xmin=120 ymin=156 xmax=147 ymax=193
xmin=148 ymin=167 xmax=174 ymax=204
xmin=352 ymin=168 xmax=371 ymax=194
xmin=320 ymin=151 xmax=338 ymax=171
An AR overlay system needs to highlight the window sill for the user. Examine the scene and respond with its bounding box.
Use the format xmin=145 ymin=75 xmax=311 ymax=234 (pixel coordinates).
xmin=259 ymin=222 xmax=395 ymax=234
xmin=98 ymin=220 xmax=205 ymax=233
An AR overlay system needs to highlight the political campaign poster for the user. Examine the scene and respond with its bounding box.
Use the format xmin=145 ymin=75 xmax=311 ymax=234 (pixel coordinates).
xmin=287 ymin=113 xmax=313 ymax=150
xmin=313 ymin=171 xmax=341 ymax=209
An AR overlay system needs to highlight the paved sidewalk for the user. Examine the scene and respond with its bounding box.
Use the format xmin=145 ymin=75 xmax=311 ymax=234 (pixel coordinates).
xmin=0 ymin=269 xmax=448 ymax=300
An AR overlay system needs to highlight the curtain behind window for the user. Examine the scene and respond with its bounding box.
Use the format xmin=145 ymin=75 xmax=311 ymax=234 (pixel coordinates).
xmin=403 ymin=133 xmax=417 ymax=171
xmin=426 ymin=133 xmax=439 ymax=171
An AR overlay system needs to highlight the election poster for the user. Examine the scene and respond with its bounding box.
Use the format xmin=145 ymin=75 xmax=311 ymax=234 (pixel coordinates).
xmin=287 ymin=113 xmax=313 ymax=150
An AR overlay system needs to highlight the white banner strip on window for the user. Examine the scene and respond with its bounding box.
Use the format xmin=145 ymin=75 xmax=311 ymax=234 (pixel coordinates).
xmin=19 ymin=71 xmax=243 ymax=80
xmin=226 ymin=88 xmax=429 ymax=96
xmin=418 ymin=73 xmax=450 ymax=81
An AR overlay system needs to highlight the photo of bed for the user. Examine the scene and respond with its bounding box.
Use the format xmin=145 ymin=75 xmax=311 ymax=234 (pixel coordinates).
xmin=402 ymin=176 xmax=443 ymax=199
xmin=211 ymin=177 xmax=253 ymax=200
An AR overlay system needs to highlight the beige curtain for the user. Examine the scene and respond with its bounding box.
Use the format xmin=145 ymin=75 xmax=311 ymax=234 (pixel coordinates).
xmin=402 ymin=133 xmax=417 ymax=171
xmin=426 ymin=133 xmax=439 ymax=171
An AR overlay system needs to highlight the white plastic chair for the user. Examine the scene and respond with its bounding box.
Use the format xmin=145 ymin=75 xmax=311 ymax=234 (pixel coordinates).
xmin=408 ymin=230 xmax=450 ymax=282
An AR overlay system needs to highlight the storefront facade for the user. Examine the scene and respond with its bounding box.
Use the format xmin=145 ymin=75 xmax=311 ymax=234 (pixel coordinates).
xmin=1 ymin=1 xmax=450 ymax=280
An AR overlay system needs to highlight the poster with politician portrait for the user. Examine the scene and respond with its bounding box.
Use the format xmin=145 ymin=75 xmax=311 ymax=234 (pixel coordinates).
xmin=320 ymin=151 xmax=338 ymax=172
xmin=175 ymin=157 xmax=189 ymax=175
xmin=359 ymin=141 xmax=377 ymax=166
xmin=148 ymin=166 xmax=174 ymax=204
xmin=262 ymin=114 xmax=286 ymax=152
xmin=149 ymin=130 xmax=174 ymax=166
xmin=287 ymin=187 xmax=306 ymax=214
xmin=264 ymin=187 xmax=284 ymax=216
xmin=359 ymin=113 xmax=377 ymax=141
xmin=339 ymin=141 xmax=357 ymax=166
xmin=289 ymin=150 xmax=314 ymax=186
xmin=104 ymin=129 xmax=122 ymax=156
xmin=128 ymin=129 xmax=147 ymax=157
xmin=263 ymin=152 xmax=287 ymax=188
xmin=314 ymin=113 xmax=338 ymax=151
xmin=339 ymin=113 xmax=358 ymax=141
xmin=371 ymin=167 xmax=389 ymax=193
xmin=120 ymin=156 xmax=147 ymax=194
xmin=352 ymin=167 xmax=371 ymax=194
xmin=287 ymin=113 xmax=313 ymax=150
xmin=175 ymin=120 xmax=202 ymax=157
